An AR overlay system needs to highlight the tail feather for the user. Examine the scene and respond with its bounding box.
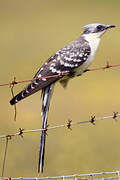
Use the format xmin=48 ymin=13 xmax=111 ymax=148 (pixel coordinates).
xmin=38 ymin=84 xmax=54 ymax=173
xmin=9 ymin=75 xmax=59 ymax=106
xmin=9 ymin=80 xmax=43 ymax=105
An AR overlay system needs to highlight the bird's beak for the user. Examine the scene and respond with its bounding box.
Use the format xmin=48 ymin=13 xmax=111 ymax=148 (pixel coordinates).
xmin=106 ymin=25 xmax=116 ymax=29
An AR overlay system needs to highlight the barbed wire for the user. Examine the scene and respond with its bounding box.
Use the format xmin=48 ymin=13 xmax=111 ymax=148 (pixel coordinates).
xmin=0 ymin=62 xmax=120 ymax=177
xmin=0 ymin=72 xmax=69 ymax=87
xmin=0 ymin=62 xmax=120 ymax=87
xmin=0 ymin=112 xmax=119 ymax=176
xmin=0 ymin=112 xmax=119 ymax=139
xmin=1 ymin=61 xmax=120 ymax=122
xmin=0 ymin=170 xmax=120 ymax=180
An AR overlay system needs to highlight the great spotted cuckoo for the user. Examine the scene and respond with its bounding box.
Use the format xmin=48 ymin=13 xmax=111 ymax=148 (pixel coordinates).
xmin=10 ymin=23 xmax=115 ymax=173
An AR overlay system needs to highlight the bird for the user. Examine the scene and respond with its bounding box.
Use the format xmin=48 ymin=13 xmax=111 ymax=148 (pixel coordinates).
xmin=9 ymin=23 xmax=115 ymax=173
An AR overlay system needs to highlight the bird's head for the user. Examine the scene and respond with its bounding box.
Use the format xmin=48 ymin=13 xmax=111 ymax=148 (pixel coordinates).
xmin=83 ymin=23 xmax=115 ymax=38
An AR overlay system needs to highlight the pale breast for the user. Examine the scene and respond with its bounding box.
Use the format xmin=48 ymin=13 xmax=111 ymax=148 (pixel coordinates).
xmin=74 ymin=34 xmax=101 ymax=76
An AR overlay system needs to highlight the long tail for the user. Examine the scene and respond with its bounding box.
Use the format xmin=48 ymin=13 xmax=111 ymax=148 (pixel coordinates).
xmin=38 ymin=84 xmax=54 ymax=173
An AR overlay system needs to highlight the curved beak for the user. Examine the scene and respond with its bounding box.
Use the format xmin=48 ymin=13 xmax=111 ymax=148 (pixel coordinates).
xmin=106 ymin=25 xmax=116 ymax=29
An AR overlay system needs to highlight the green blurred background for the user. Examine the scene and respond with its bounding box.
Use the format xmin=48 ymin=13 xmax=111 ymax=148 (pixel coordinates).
xmin=0 ymin=0 xmax=120 ymax=177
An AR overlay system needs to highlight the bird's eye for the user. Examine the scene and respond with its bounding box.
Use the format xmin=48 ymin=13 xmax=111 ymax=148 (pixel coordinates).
xmin=97 ymin=25 xmax=105 ymax=31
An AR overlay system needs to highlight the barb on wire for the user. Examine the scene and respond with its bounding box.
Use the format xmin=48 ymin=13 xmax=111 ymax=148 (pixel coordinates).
xmin=0 ymin=62 xmax=120 ymax=87
xmin=1 ymin=170 xmax=120 ymax=180
xmin=90 ymin=116 xmax=96 ymax=125
xmin=18 ymin=128 xmax=24 ymax=138
xmin=0 ymin=128 xmax=25 ymax=139
xmin=86 ymin=61 xmax=120 ymax=72
xmin=44 ymin=125 xmax=49 ymax=136
xmin=113 ymin=112 xmax=118 ymax=121
xmin=0 ymin=112 xmax=119 ymax=140
xmin=67 ymin=119 xmax=72 ymax=130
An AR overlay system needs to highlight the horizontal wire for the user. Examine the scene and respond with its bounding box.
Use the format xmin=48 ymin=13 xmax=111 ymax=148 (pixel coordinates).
xmin=0 ymin=62 xmax=120 ymax=87
xmin=0 ymin=112 xmax=119 ymax=139
xmin=0 ymin=63 xmax=120 ymax=178
xmin=0 ymin=170 xmax=120 ymax=180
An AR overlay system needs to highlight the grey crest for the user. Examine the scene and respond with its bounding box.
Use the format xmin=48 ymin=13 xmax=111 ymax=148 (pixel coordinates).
xmin=83 ymin=23 xmax=115 ymax=34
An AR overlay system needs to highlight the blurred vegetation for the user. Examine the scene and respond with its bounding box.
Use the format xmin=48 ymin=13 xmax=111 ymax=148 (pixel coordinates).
xmin=0 ymin=0 xmax=120 ymax=177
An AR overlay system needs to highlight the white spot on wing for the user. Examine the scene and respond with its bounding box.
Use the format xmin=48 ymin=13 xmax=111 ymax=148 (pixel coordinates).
xmin=64 ymin=63 xmax=69 ymax=67
xmin=76 ymin=59 xmax=81 ymax=62
xmin=26 ymin=89 xmax=29 ymax=93
xmin=40 ymin=67 xmax=44 ymax=71
xmin=38 ymin=74 xmax=42 ymax=78
xmin=42 ymin=78 xmax=47 ymax=81
xmin=75 ymin=64 xmax=78 ymax=67
xmin=65 ymin=57 xmax=72 ymax=61
xmin=70 ymin=64 xmax=74 ymax=68
xmin=56 ymin=70 xmax=61 ymax=73
xmin=49 ymin=66 xmax=53 ymax=70
xmin=31 ymin=84 xmax=34 ymax=89
xmin=15 ymin=98 xmax=18 ymax=103
xmin=51 ymin=63 xmax=55 ymax=67
xmin=73 ymin=59 xmax=77 ymax=62
xmin=57 ymin=56 xmax=61 ymax=60
xmin=64 ymin=62 xmax=74 ymax=67
xmin=34 ymin=81 xmax=38 ymax=85
xmin=50 ymin=66 xmax=57 ymax=73
xmin=60 ymin=60 xmax=64 ymax=65
xmin=79 ymin=53 xmax=83 ymax=57
xmin=52 ymin=68 xmax=56 ymax=73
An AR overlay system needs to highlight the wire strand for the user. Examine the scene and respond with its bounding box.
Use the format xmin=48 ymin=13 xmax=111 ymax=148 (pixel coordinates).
xmin=0 ymin=62 xmax=120 ymax=87
xmin=1 ymin=170 xmax=120 ymax=180
xmin=0 ymin=112 xmax=119 ymax=139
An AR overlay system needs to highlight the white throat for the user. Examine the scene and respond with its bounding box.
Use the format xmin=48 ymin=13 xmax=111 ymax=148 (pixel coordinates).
xmin=83 ymin=33 xmax=102 ymax=56
xmin=73 ymin=32 xmax=104 ymax=76
xmin=75 ymin=32 xmax=102 ymax=75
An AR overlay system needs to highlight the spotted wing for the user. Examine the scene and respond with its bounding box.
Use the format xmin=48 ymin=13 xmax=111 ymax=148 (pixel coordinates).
xmin=10 ymin=38 xmax=90 ymax=105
